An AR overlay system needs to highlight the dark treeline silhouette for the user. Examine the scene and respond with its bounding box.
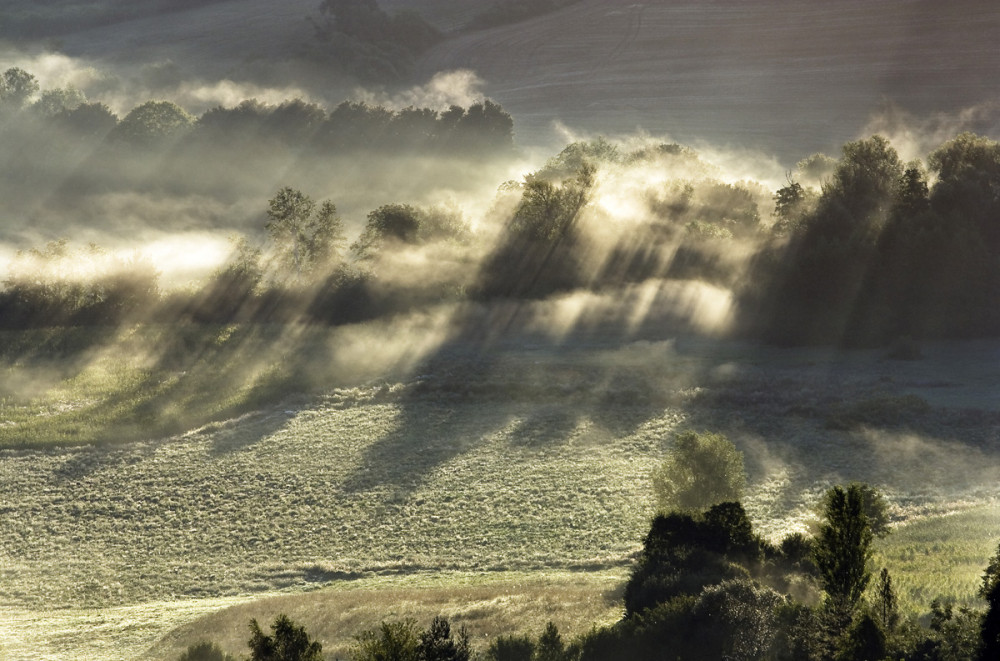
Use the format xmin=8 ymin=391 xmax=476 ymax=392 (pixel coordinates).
xmin=0 ymin=67 xmax=513 ymax=158
xmin=740 ymin=133 xmax=1000 ymax=346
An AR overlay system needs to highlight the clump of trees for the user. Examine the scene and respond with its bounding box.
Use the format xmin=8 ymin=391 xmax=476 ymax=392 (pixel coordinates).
xmin=475 ymin=164 xmax=596 ymax=299
xmin=743 ymin=132 xmax=1000 ymax=346
xmin=0 ymin=239 xmax=160 ymax=328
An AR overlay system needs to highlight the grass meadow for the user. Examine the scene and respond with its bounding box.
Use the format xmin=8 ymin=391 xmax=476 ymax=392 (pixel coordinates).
xmin=1 ymin=325 xmax=999 ymax=659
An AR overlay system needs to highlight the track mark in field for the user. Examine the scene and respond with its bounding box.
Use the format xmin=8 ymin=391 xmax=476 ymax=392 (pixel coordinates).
xmin=601 ymin=3 xmax=645 ymax=69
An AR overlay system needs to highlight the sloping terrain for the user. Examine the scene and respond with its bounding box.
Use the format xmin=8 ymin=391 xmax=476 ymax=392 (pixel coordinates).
xmin=10 ymin=0 xmax=997 ymax=158
xmin=416 ymin=0 xmax=1000 ymax=155
xmin=2 ymin=332 xmax=1000 ymax=659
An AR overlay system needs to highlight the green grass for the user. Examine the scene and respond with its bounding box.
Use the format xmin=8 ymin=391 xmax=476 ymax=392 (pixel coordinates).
xmin=145 ymin=570 xmax=626 ymax=661
xmin=0 ymin=324 xmax=338 ymax=447
xmin=2 ymin=327 xmax=1000 ymax=659
xmin=875 ymin=506 xmax=1000 ymax=614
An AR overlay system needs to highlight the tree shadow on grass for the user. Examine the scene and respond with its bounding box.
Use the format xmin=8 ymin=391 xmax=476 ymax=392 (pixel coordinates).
xmin=336 ymin=307 xmax=717 ymax=499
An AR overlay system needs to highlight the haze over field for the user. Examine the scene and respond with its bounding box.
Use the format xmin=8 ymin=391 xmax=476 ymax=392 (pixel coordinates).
xmin=1 ymin=1 xmax=1000 ymax=660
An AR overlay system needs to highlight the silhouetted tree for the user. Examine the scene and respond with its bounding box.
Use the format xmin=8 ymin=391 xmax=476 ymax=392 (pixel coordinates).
xmin=352 ymin=203 xmax=423 ymax=259
xmin=266 ymin=187 xmax=345 ymax=278
xmin=417 ymin=616 xmax=470 ymax=661
xmin=534 ymin=622 xmax=566 ymax=661
xmin=486 ymin=634 xmax=535 ymax=661
xmin=55 ymin=102 xmax=118 ymax=137
xmin=247 ymin=614 xmax=323 ymax=661
xmin=813 ymin=484 xmax=874 ymax=612
xmin=874 ymin=567 xmax=899 ymax=633
xmin=32 ymin=87 xmax=86 ymax=117
xmin=178 ymin=641 xmax=234 ymax=661
xmin=837 ymin=612 xmax=887 ymax=661
xmin=980 ymin=543 xmax=1000 ymax=660
xmin=353 ymin=619 xmax=421 ymax=661
xmin=623 ymin=501 xmax=763 ymax=616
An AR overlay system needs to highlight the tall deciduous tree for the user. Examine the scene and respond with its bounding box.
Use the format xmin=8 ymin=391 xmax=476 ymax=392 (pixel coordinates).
xmin=0 ymin=67 xmax=39 ymax=111
xmin=266 ymin=187 xmax=345 ymax=278
xmin=813 ymin=483 xmax=874 ymax=612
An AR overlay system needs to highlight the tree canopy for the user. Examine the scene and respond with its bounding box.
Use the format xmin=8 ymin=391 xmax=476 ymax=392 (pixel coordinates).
xmin=651 ymin=430 xmax=746 ymax=512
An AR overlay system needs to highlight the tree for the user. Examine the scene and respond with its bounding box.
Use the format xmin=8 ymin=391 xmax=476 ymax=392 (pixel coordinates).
xmin=534 ymin=622 xmax=566 ymax=661
xmin=813 ymin=484 xmax=874 ymax=612
xmin=873 ymin=567 xmax=899 ymax=632
xmin=823 ymin=135 xmax=903 ymax=235
xmin=55 ymin=102 xmax=118 ymax=137
xmin=836 ymin=612 xmax=887 ymax=661
xmin=417 ymin=616 xmax=471 ymax=661
xmin=266 ymin=187 xmax=345 ymax=278
xmin=113 ymin=100 xmax=194 ymax=144
xmin=509 ymin=165 xmax=594 ymax=242
xmin=247 ymin=614 xmax=323 ymax=661
xmin=772 ymin=179 xmax=813 ymax=235
xmin=351 ymin=203 xmax=423 ymax=259
xmin=353 ymin=619 xmax=421 ymax=661
xmin=980 ymin=542 xmax=1000 ymax=660
xmin=32 ymin=87 xmax=86 ymax=117
xmin=651 ymin=431 xmax=746 ymax=512
xmin=690 ymin=579 xmax=785 ymax=661
xmin=0 ymin=67 xmax=39 ymax=111
xmin=822 ymin=481 xmax=890 ymax=539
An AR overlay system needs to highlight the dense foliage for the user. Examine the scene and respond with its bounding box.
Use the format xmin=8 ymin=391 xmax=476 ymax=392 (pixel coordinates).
xmin=744 ymin=133 xmax=1000 ymax=346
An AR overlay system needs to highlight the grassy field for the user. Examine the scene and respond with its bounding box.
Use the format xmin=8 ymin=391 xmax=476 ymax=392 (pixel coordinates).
xmin=144 ymin=570 xmax=627 ymax=661
xmin=2 ymin=324 xmax=1000 ymax=659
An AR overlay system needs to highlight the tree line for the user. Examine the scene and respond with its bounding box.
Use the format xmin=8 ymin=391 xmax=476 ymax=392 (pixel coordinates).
xmin=0 ymin=66 xmax=514 ymax=154
xmin=4 ymin=103 xmax=1000 ymax=350
xmin=0 ymin=185 xmax=476 ymax=328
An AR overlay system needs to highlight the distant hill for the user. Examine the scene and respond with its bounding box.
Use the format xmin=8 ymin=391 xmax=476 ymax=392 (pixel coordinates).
xmin=8 ymin=0 xmax=1000 ymax=157
xmin=415 ymin=0 xmax=1000 ymax=157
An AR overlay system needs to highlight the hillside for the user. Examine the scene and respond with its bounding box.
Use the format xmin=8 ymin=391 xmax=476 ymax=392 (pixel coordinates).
xmin=9 ymin=0 xmax=997 ymax=158
xmin=3 ymin=328 xmax=1000 ymax=659
xmin=416 ymin=0 xmax=1000 ymax=156
xmin=2 ymin=1 xmax=1000 ymax=659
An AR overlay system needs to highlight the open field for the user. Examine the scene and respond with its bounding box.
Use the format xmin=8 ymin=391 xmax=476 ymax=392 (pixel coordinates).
xmin=144 ymin=570 xmax=627 ymax=661
xmin=2 ymin=324 xmax=1000 ymax=659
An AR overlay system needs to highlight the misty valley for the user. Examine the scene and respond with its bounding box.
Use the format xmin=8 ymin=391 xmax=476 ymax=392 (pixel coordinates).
xmin=1 ymin=1 xmax=1000 ymax=660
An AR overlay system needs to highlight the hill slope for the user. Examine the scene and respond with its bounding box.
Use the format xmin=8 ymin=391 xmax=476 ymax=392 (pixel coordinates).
xmin=415 ymin=0 xmax=1000 ymax=155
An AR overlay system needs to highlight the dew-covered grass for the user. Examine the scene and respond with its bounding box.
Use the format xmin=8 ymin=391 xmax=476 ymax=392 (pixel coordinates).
xmin=2 ymin=327 xmax=1000 ymax=659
